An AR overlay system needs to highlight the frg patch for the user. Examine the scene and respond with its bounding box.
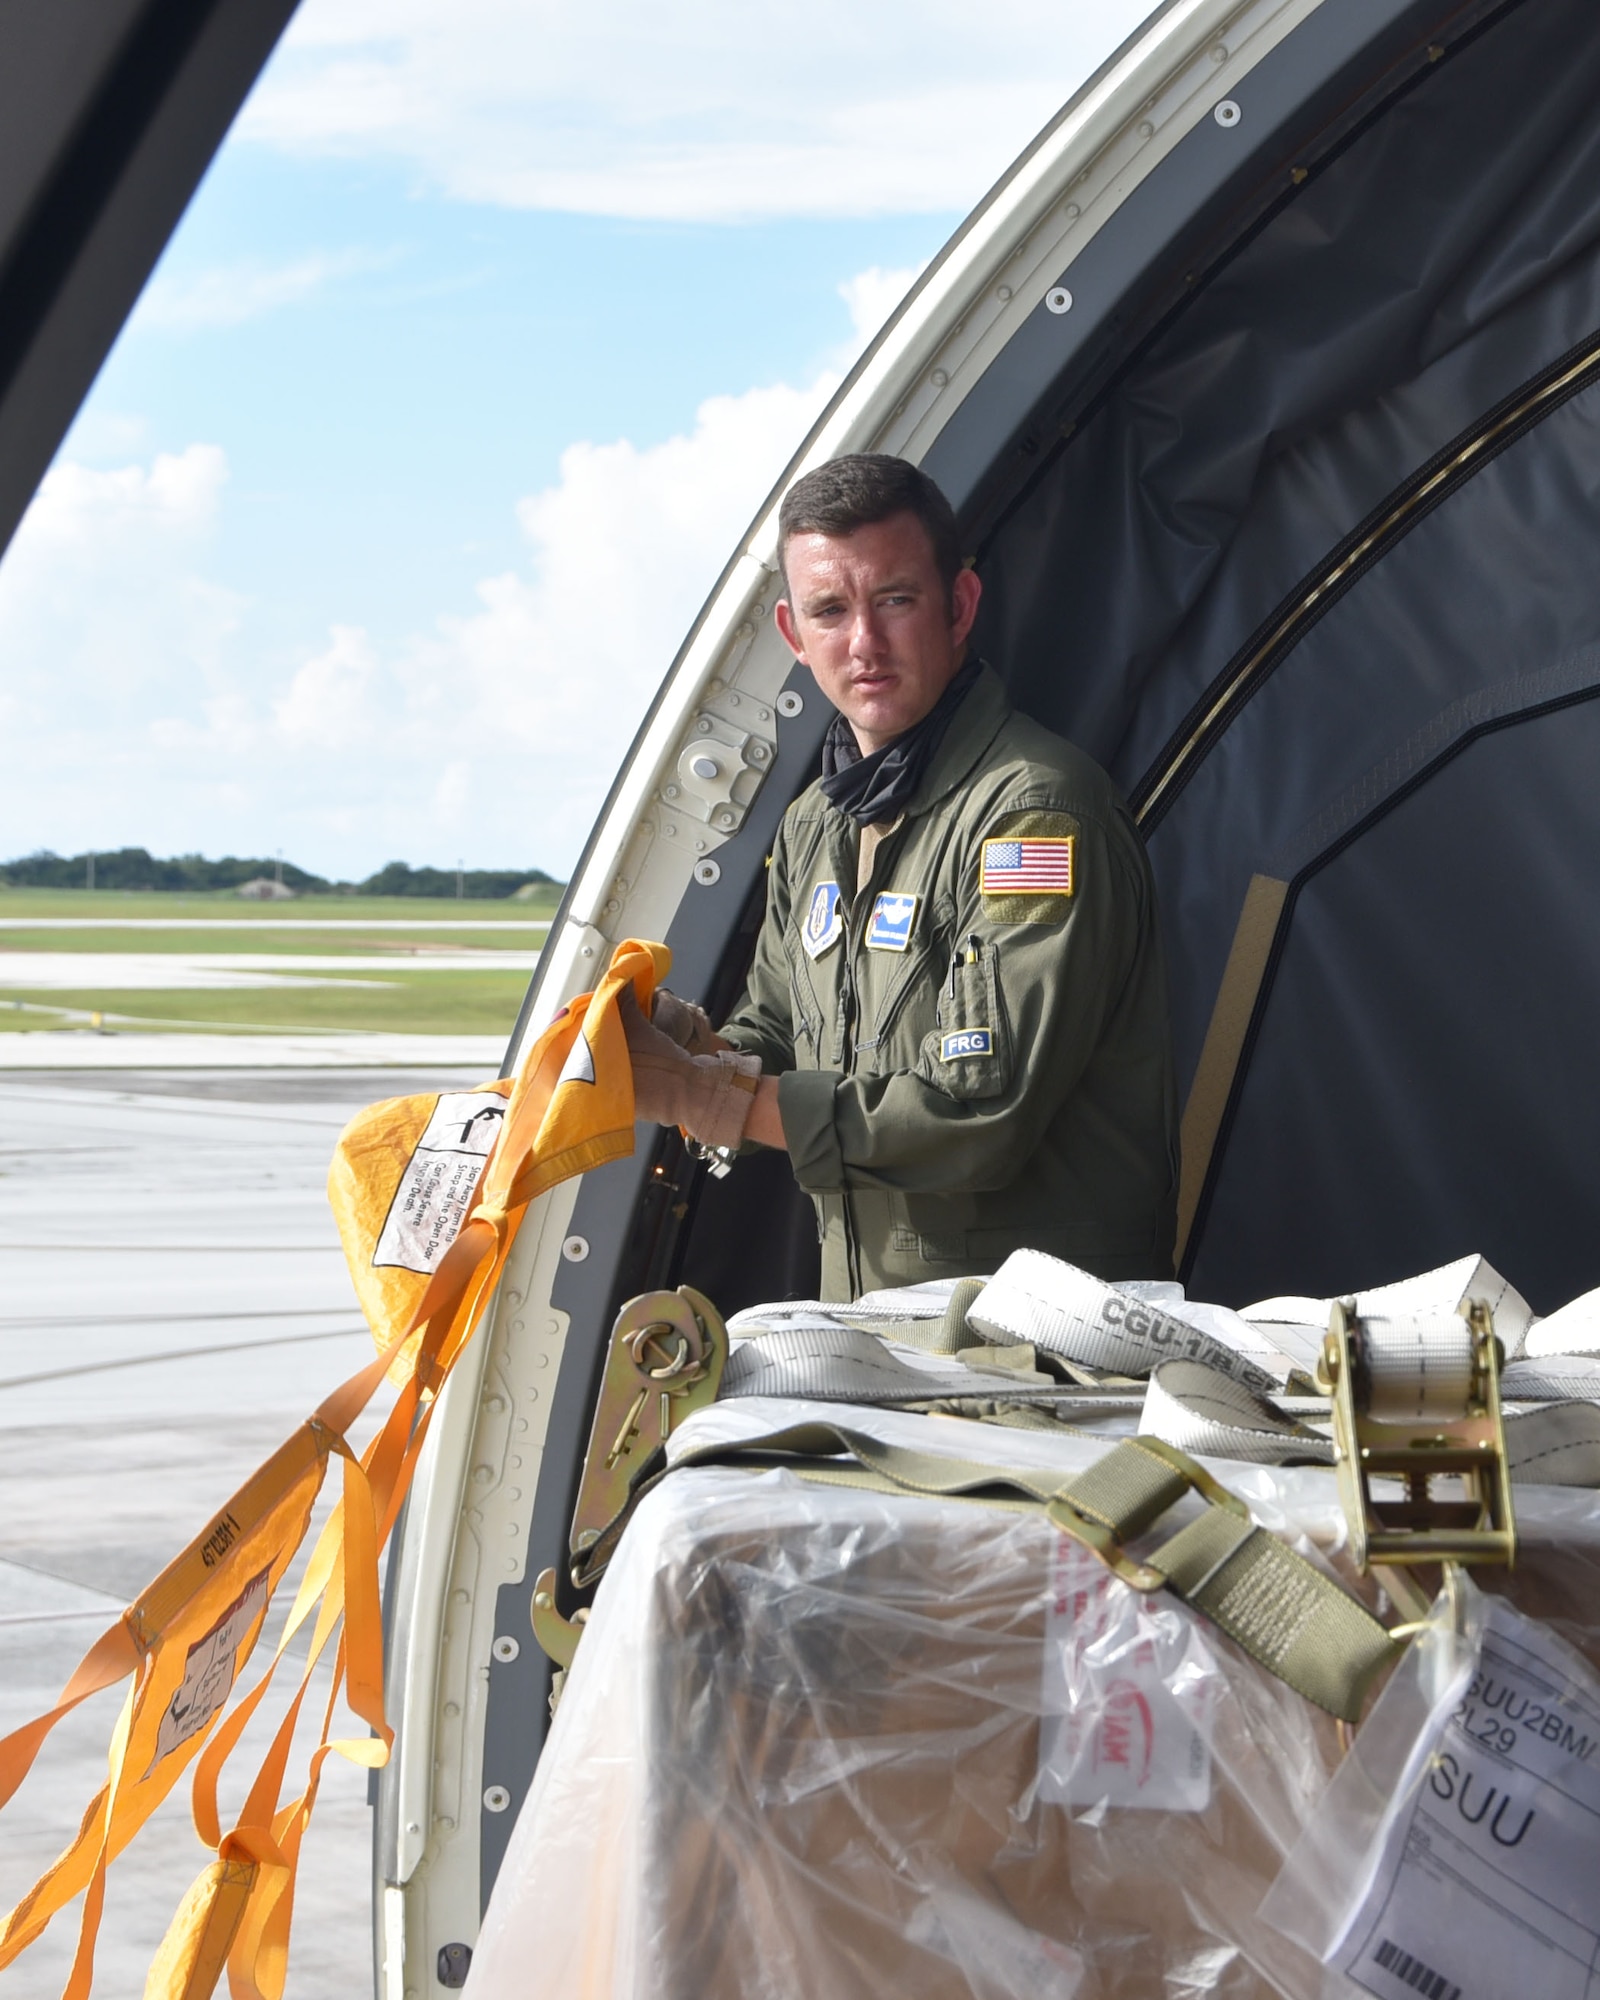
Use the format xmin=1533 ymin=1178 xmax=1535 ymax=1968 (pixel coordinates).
xmin=940 ymin=1027 xmax=993 ymax=1061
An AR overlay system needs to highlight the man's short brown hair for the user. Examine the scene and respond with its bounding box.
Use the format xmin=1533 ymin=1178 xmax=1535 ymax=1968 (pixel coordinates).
xmin=778 ymin=454 xmax=963 ymax=604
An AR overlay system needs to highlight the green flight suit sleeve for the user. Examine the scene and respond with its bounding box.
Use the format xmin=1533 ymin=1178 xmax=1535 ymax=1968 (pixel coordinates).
xmin=777 ymin=805 xmax=1157 ymax=1197
xmin=715 ymin=821 xmax=799 ymax=1077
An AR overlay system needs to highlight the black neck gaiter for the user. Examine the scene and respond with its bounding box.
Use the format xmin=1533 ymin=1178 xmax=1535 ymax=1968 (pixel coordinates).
xmin=818 ymin=655 xmax=982 ymax=826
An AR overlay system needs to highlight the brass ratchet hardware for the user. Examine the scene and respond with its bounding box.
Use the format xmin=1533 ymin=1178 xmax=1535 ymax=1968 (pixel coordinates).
xmin=1046 ymin=1441 xmax=1249 ymax=1596
xmin=530 ymin=1568 xmax=585 ymax=1668
xmin=605 ymin=1387 xmax=650 ymax=1469
xmin=530 ymin=1285 xmax=727 ymax=1670
xmin=1319 ymin=1297 xmax=1515 ymax=1572
xmin=1044 ymin=1496 xmax=1168 ymax=1593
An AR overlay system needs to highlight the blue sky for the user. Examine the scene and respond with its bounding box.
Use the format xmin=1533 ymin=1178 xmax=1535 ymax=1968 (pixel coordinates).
xmin=0 ymin=0 xmax=1150 ymax=881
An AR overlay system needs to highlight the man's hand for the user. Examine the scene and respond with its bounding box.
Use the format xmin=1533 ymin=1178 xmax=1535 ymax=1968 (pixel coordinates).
xmin=619 ymin=985 xmax=761 ymax=1151
xmin=650 ymin=988 xmax=723 ymax=1057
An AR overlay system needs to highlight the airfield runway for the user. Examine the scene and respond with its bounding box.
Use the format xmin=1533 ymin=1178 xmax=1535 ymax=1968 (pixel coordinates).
xmin=0 ymin=1063 xmax=487 ymax=1997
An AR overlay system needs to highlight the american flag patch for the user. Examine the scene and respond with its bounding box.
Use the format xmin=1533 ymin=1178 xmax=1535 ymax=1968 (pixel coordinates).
xmin=980 ymin=834 xmax=1075 ymax=896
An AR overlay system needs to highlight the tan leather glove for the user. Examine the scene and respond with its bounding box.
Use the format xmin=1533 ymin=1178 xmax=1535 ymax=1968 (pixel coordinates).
xmin=619 ymin=985 xmax=760 ymax=1151
xmin=650 ymin=988 xmax=721 ymax=1057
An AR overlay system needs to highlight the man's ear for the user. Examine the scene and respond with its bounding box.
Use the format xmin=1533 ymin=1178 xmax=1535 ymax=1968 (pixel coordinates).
xmin=950 ymin=565 xmax=982 ymax=650
xmin=774 ymin=596 xmax=806 ymax=661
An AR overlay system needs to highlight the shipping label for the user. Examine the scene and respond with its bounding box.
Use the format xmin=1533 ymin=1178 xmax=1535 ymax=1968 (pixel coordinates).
xmin=1037 ymin=1538 xmax=1215 ymax=1812
xmin=1335 ymin=1603 xmax=1600 ymax=2000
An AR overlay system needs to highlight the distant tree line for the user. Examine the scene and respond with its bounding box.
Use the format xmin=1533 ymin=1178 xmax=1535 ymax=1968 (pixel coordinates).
xmin=357 ymin=861 xmax=558 ymax=900
xmin=0 ymin=848 xmax=560 ymax=898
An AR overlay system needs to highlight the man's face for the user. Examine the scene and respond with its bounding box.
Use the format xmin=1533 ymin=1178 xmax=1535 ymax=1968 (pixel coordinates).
xmin=774 ymin=511 xmax=982 ymax=755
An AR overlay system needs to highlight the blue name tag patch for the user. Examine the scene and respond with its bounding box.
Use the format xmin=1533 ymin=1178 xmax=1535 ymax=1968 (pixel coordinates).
xmin=865 ymin=891 xmax=919 ymax=952
xmin=940 ymin=1027 xmax=993 ymax=1061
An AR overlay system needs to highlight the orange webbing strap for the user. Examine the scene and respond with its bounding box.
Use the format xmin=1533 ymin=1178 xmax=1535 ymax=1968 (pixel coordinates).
xmin=329 ymin=1076 xmax=517 ymax=1391
xmin=0 ymin=938 xmax=671 ymax=2000
xmin=175 ymin=1324 xmax=453 ymax=1992
xmin=0 ymin=1333 xmax=406 ymax=1995
xmin=391 ymin=937 xmax=665 ymax=1403
xmin=154 ymin=942 xmax=667 ymax=1996
xmin=142 ymin=1855 xmax=258 ymax=2000
xmin=143 ymin=1305 xmax=460 ymax=1997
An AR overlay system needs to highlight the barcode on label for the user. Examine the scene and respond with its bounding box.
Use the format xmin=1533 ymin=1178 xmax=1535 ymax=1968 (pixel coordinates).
xmin=1374 ymin=1938 xmax=1461 ymax=2000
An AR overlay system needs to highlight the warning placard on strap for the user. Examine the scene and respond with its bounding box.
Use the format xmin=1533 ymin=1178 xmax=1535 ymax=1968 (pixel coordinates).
xmin=372 ymin=1092 xmax=507 ymax=1274
xmin=149 ymin=1567 xmax=270 ymax=1771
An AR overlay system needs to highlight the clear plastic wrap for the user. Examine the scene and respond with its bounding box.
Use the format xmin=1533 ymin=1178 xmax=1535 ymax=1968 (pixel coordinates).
xmin=1264 ymin=1574 xmax=1600 ymax=2000
xmin=468 ymin=1411 xmax=1600 ymax=2000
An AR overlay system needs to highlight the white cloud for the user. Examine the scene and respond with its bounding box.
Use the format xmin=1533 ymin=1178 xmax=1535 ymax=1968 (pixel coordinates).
xmin=388 ymin=366 xmax=838 ymax=857
xmin=0 ymin=338 xmax=847 ymax=875
xmin=136 ymin=249 xmax=393 ymax=331
xmin=0 ymin=446 xmax=240 ymax=722
xmin=18 ymin=445 xmax=226 ymax=555
xmin=273 ymin=624 xmax=380 ymax=747
xmin=838 ymin=265 xmax=924 ymax=350
xmin=241 ymin=0 xmax=1156 ymax=221
xmin=0 ymin=259 xmax=948 ymax=878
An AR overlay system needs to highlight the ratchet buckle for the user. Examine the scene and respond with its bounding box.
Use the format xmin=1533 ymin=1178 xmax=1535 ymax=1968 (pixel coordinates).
xmin=1318 ymin=1297 xmax=1515 ymax=1571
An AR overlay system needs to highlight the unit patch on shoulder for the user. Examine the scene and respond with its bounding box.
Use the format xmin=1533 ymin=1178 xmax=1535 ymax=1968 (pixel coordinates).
xmin=801 ymin=880 xmax=843 ymax=958
xmin=865 ymin=891 xmax=919 ymax=952
xmin=979 ymin=810 xmax=1082 ymax=923
xmin=940 ymin=1027 xmax=993 ymax=1061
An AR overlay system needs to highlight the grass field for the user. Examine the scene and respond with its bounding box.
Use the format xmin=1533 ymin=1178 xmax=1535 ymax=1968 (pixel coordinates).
xmin=0 ymin=886 xmax=560 ymax=1037
xmin=0 ymin=929 xmax=548 ymax=956
xmin=0 ymin=973 xmax=530 ymax=1035
xmin=0 ymin=886 xmax=561 ymax=923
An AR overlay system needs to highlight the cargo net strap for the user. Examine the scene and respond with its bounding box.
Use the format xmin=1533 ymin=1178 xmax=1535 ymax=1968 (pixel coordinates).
xmin=1140 ymin=1354 xmax=1600 ymax=1486
xmin=721 ymin=1250 xmax=1600 ymax=1488
xmin=0 ymin=936 xmax=677 ymax=2000
xmin=725 ymin=1252 xmax=1279 ymax=1397
xmin=664 ymin=1422 xmax=1400 ymax=1723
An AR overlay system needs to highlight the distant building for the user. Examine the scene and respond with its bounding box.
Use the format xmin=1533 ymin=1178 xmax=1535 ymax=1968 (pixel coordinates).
xmin=236 ymin=877 xmax=297 ymax=901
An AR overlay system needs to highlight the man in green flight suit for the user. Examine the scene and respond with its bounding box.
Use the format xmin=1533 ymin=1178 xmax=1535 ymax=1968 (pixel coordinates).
xmin=622 ymin=453 xmax=1178 ymax=1301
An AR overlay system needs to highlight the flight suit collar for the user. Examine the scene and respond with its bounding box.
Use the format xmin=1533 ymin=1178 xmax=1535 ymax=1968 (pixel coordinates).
xmin=903 ymin=659 xmax=1013 ymax=819
xmin=809 ymin=663 xmax=1012 ymax=909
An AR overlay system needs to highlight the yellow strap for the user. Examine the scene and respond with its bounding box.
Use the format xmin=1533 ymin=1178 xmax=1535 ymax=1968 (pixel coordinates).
xmin=141 ymin=1856 xmax=257 ymax=2000
xmin=0 ymin=1621 xmax=140 ymax=1813
xmin=2 ymin=939 xmax=671 ymax=1998
xmin=61 ymin=1663 xmax=137 ymax=2000
xmin=99 ymin=939 xmax=673 ymax=2000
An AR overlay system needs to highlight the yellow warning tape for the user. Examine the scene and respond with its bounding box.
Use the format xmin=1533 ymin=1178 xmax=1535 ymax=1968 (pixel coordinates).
xmin=0 ymin=938 xmax=671 ymax=2000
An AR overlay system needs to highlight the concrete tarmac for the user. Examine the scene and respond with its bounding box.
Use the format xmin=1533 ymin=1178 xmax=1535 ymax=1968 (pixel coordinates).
xmin=0 ymin=1032 xmax=508 ymax=1070
xmin=0 ymin=1067 xmax=478 ymax=1998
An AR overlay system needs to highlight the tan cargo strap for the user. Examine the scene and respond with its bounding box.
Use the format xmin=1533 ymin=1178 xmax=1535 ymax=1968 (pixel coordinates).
xmin=581 ymin=1422 xmax=1401 ymax=1722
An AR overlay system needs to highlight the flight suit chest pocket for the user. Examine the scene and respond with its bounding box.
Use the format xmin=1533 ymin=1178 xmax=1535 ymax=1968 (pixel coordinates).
xmin=917 ymin=941 xmax=1012 ymax=1101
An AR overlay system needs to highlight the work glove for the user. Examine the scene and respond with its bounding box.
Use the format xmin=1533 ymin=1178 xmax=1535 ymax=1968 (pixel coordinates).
xmin=650 ymin=987 xmax=721 ymax=1057
xmin=618 ymin=985 xmax=761 ymax=1151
